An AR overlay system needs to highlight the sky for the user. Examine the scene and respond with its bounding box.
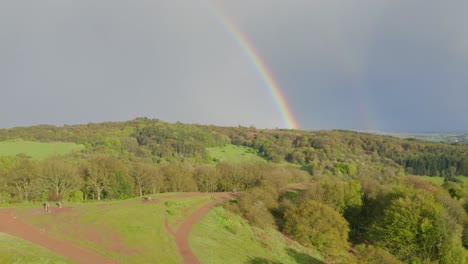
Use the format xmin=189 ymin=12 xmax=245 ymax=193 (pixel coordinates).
xmin=1 ymin=0 xmax=467 ymax=133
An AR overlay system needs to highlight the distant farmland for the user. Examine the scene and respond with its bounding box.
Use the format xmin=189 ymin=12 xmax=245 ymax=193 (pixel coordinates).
xmin=0 ymin=140 xmax=84 ymax=159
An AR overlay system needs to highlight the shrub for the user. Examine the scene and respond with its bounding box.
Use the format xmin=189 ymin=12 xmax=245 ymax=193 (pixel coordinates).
xmin=284 ymin=200 xmax=350 ymax=257
xmin=68 ymin=190 xmax=84 ymax=202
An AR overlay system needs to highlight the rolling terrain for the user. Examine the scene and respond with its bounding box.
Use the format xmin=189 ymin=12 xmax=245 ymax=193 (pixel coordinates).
xmin=1 ymin=118 xmax=468 ymax=263
xmin=0 ymin=187 xmax=317 ymax=264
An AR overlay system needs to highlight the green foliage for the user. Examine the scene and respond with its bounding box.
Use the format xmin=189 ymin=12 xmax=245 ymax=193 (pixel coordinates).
xmin=296 ymin=179 xmax=363 ymax=223
xmin=369 ymin=188 xmax=462 ymax=263
xmin=2 ymin=119 xmax=468 ymax=262
xmin=106 ymin=172 xmax=133 ymax=200
xmin=38 ymin=158 xmax=82 ymax=201
xmin=355 ymin=244 xmax=403 ymax=264
xmin=337 ymin=163 xmax=358 ymax=175
xmin=68 ymin=190 xmax=84 ymax=202
xmin=284 ymin=200 xmax=350 ymax=258
xmin=190 ymin=206 xmax=322 ymax=264
xmin=0 ymin=191 xmax=11 ymax=205
xmin=236 ymin=187 xmax=279 ymax=228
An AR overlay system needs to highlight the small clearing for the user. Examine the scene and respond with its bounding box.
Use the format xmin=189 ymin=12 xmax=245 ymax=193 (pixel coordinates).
xmin=206 ymin=144 xmax=265 ymax=163
xmin=0 ymin=140 xmax=84 ymax=159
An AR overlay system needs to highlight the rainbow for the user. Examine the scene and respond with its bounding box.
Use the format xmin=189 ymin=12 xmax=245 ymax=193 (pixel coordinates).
xmin=203 ymin=2 xmax=300 ymax=130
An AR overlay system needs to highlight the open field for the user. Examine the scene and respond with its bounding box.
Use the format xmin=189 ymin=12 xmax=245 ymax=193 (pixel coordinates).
xmin=0 ymin=232 xmax=76 ymax=264
xmin=4 ymin=193 xmax=221 ymax=263
xmin=0 ymin=140 xmax=84 ymax=159
xmin=207 ymin=144 xmax=266 ymax=163
xmin=0 ymin=186 xmax=313 ymax=264
xmin=190 ymin=206 xmax=321 ymax=264
xmin=419 ymin=176 xmax=468 ymax=185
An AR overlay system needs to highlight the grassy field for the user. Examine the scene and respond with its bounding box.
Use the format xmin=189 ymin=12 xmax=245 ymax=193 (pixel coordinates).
xmin=419 ymin=176 xmax=468 ymax=185
xmin=13 ymin=194 xmax=214 ymax=264
xmin=190 ymin=206 xmax=322 ymax=264
xmin=0 ymin=140 xmax=84 ymax=159
xmin=0 ymin=232 xmax=76 ymax=264
xmin=206 ymin=144 xmax=266 ymax=163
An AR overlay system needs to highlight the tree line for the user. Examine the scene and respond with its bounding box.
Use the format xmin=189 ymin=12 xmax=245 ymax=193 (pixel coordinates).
xmin=228 ymin=161 xmax=468 ymax=263
xmin=0 ymin=155 xmax=308 ymax=204
xmin=2 ymin=118 xmax=468 ymax=178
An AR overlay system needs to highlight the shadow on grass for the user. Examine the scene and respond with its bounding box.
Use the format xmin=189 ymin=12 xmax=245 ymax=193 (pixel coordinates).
xmin=286 ymin=248 xmax=323 ymax=264
xmin=247 ymin=248 xmax=322 ymax=264
xmin=247 ymin=257 xmax=282 ymax=264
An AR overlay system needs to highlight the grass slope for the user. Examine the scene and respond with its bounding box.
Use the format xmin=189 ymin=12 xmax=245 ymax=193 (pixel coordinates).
xmin=14 ymin=194 xmax=213 ymax=264
xmin=0 ymin=232 xmax=76 ymax=264
xmin=420 ymin=176 xmax=468 ymax=185
xmin=190 ymin=206 xmax=322 ymax=264
xmin=0 ymin=140 xmax=84 ymax=159
xmin=207 ymin=144 xmax=266 ymax=163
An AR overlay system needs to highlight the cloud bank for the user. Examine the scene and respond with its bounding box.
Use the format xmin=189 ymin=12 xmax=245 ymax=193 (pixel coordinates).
xmin=1 ymin=0 xmax=467 ymax=132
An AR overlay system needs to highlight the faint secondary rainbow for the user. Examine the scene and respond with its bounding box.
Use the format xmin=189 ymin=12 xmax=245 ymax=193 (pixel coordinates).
xmin=203 ymin=2 xmax=300 ymax=129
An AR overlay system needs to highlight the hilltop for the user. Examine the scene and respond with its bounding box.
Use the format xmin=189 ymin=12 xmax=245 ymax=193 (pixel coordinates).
xmin=1 ymin=118 xmax=468 ymax=263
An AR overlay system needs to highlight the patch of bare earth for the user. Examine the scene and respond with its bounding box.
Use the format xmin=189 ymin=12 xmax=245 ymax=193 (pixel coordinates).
xmin=163 ymin=184 xmax=308 ymax=264
xmin=0 ymin=208 xmax=120 ymax=264
xmin=163 ymin=192 xmax=234 ymax=264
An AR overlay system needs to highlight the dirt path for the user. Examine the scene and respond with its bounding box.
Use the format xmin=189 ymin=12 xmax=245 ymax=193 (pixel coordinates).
xmin=163 ymin=192 xmax=234 ymax=264
xmin=165 ymin=184 xmax=309 ymax=264
xmin=0 ymin=208 xmax=120 ymax=264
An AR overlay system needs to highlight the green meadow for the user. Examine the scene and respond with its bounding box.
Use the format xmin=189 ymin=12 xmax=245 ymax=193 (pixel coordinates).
xmin=419 ymin=176 xmax=468 ymax=185
xmin=206 ymin=144 xmax=266 ymax=163
xmin=0 ymin=140 xmax=84 ymax=159
xmin=0 ymin=232 xmax=76 ymax=264
xmin=13 ymin=194 xmax=214 ymax=264
xmin=190 ymin=206 xmax=322 ymax=264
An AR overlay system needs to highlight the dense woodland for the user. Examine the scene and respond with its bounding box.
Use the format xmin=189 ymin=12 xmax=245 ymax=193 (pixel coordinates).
xmin=1 ymin=117 xmax=468 ymax=263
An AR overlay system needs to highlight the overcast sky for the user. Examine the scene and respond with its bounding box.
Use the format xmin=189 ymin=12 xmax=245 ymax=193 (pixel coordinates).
xmin=1 ymin=0 xmax=467 ymax=133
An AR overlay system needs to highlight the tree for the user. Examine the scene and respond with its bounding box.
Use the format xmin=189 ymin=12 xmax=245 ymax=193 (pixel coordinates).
xmin=83 ymin=156 xmax=125 ymax=200
xmin=370 ymin=189 xmax=449 ymax=262
xmin=130 ymin=162 xmax=159 ymax=196
xmin=107 ymin=171 xmax=133 ymax=200
xmin=8 ymin=159 xmax=40 ymax=202
xmin=161 ymin=163 xmax=197 ymax=192
xmin=284 ymin=200 xmax=349 ymax=257
xmin=38 ymin=158 xmax=82 ymax=201
xmin=193 ymin=165 xmax=220 ymax=192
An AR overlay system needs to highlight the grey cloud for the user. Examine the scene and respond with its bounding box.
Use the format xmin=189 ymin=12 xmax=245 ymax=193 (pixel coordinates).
xmin=1 ymin=0 xmax=467 ymax=132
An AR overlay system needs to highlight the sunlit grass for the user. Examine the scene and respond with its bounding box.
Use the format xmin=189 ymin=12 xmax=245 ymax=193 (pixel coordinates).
xmin=0 ymin=139 xmax=84 ymax=159
xmin=0 ymin=232 xmax=76 ymax=264
xmin=190 ymin=206 xmax=322 ymax=264
xmin=206 ymin=144 xmax=266 ymax=163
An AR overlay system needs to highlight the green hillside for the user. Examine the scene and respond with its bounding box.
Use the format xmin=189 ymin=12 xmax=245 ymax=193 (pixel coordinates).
xmin=190 ymin=206 xmax=321 ymax=264
xmin=206 ymin=144 xmax=266 ymax=163
xmin=0 ymin=140 xmax=84 ymax=159
xmin=0 ymin=118 xmax=468 ymax=263
xmin=13 ymin=194 xmax=215 ymax=264
xmin=0 ymin=232 xmax=76 ymax=264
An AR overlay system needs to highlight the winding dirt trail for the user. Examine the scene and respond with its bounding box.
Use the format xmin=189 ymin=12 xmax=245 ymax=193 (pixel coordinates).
xmin=165 ymin=184 xmax=308 ymax=264
xmin=0 ymin=185 xmax=309 ymax=264
xmin=165 ymin=193 xmax=234 ymax=264
xmin=0 ymin=208 xmax=119 ymax=264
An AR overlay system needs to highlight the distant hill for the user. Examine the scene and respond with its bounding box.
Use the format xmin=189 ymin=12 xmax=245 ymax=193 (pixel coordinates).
xmin=377 ymin=132 xmax=468 ymax=143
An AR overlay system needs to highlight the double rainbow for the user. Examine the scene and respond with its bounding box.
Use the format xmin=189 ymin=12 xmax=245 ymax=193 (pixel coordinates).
xmin=204 ymin=2 xmax=300 ymax=130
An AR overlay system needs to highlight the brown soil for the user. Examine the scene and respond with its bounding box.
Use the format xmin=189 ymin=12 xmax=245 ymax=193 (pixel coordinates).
xmin=0 ymin=208 xmax=120 ymax=264
xmin=163 ymin=185 xmax=308 ymax=264
xmin=0 ymin=184 xmax=307 ymax=264
xmin=164 ymin=192 xmax=234 ymax=264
